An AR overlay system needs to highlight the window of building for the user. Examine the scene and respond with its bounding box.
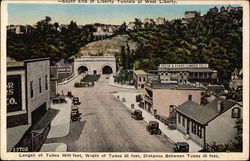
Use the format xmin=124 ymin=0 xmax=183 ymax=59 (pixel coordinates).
xmin=232 ymin=107 xmax=241 ymax=118
xmin=188 ymin=95 xmax=192 ymax=101
xmin=191 ymin=122 xmax=196 ymax=135
xmin=204 ymin=72 xmax=208 ymax=78
xmin=182 ymin=117 xmax=185 ymax=127
xmin=45 ymin=75 xmax=48 ymax=90
xmin=197 ymin=125 xmax=202 ymax=138
xmin=39 ymin=78 xmax=42 ymax=93
xmin=209 ymin=73 xmax=212 ymax=78
xmin=139 ymin=77 xmax=141 ymax=82
xmin=143 ymin=77 xmax=146 ymax=81
xmin=178 ymin=114 xmax=181 ymax=124
xmin=30 ymin=81 xmax=34 ymax=98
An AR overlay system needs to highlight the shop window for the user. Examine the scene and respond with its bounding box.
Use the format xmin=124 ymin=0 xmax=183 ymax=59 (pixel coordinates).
xmin=45 ymin=75 xmax=48 ymax=90
xmin=39 ymin=78 xmax=42 ymax=93
xmin=191 ymin=122 xmax=196 ymax=135
xmin=182 ymin=117 xmax=185 ymax=127
xmin=197 ymin=125 xmax=202 ymax=138
xmin=232 ymin=107 xmax=241 ymax=118
xmin=30 ymin=81 xmax=34 ymax=98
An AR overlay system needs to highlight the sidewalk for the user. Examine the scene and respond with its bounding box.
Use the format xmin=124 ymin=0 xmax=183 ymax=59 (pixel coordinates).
xmin=40 ymin=143 xmax=67 ymax=152
xmin=113 ymin=92 xmax=203 ymax=152
xmin=109 ymin=75 xmax=135 ymax=89
xmin=48 ymin=97 xmax=72 ymax=138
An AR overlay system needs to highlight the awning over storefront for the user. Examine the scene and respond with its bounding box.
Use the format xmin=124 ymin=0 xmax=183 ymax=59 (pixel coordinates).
xmin=31 ymin=108 xmax=59 ymax=134
xmin=7 ymin=124 xmax=31 ymax=151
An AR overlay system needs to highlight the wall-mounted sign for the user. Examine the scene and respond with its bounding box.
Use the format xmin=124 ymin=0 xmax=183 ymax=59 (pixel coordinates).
xmin=57 ymin=66 xmax=72 ymax=73
xmin=159 ymin=64 xmax=209 ymax=69
xmin=7 ymin=75 xmax=22 ymax=112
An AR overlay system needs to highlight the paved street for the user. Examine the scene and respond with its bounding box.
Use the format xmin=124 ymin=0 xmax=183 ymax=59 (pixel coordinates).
xmin=53 ymin=74 xmax=174 ymax=152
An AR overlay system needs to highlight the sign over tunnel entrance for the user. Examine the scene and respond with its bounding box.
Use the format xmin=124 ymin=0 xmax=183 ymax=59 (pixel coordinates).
xmin=74 ymin=56 xmax=116 ymax=75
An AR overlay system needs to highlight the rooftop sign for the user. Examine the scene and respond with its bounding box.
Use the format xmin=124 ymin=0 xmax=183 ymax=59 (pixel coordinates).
xmin=159 ymin=64 xmax=209 ymax=69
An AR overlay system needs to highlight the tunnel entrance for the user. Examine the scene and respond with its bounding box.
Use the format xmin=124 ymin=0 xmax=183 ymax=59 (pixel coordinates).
xmin=102 ymin=66 xmax=113 ymax=74
xmin=78 ymin=66 xmax=88 ymax=74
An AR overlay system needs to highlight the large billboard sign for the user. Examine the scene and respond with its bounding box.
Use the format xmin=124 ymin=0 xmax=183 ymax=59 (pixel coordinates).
xmin=7 ymin=75 xmax=22 ymax=112
xmin=159 ymin=64 xmax=209 ymax=69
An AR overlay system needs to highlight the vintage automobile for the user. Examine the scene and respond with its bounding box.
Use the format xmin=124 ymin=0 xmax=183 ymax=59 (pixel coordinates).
xmin=146 ymin=121 xmax=161 ymax=135
xmin=71 ymin=105 xmax=81 ymax=122
xmin=136 ymin=94 xmax=143 ymax=102
xmin=131 ymin=109 xmax=144 ymax=120
xmin=165 ymin=117 xmax=176 ymax=130
xmin=72 ymin=97 xmax=80 ymax=105
xmin=52 ymin=96 xmax=67 ymax=104
xmin=173 ymin=142 xmax=189 ymax=152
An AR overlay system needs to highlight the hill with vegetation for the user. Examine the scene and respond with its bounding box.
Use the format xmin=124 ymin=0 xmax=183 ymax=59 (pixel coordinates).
xmin=7 ymin=8 xmax=242 ymax=82
xmin=72 ymin=34 xmax=139 ymax=58
xmin=125 ymin=9 xmax=242 ymax=82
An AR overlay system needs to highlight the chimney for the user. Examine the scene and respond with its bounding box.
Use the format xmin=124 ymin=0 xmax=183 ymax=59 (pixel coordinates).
xmin=188 ymin=95 xmax=192 ymax=101
xmin=217 ymin=100 xmax=224 ymax=113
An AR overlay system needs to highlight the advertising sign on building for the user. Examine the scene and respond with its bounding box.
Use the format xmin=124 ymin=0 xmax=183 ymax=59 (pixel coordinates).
xmin=159 ymin=64 xmax=209 ymax=69
xmin=57 ymin=66 xmax=72 ymax=73
xmin=7 ymin=75 xmax=22 ymax=112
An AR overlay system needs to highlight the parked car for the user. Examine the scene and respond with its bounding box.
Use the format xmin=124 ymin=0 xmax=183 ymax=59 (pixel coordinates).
xmin=71 ymin=105 xmax=81 ymax=122
xmin=173 ymin=142 xmax=189 ymax=152
xmin=146 ymin=121 xmax=161 ymax=135
xmin=131 ymin=109 xmax=144 ymax=120
xmin=73 ymin=97 xmax=80 ymax=105
xmin=136 ymin=94 xmax=142 ymax=102
xmin=165 ymin=117 xmax=176 ymax=130
xmin=155 ymin=114 xmax=160 ymax=120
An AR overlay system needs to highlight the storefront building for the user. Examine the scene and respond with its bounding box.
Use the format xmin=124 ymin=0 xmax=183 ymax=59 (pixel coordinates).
xmin=158 ymin=64 xmax=218 ymax=84
xmin=7 ymin=58 xmax=59 ymax=152
xmin=144 ymin=81 xmax=202 ymax=118
xmin=133 ymin=70 xmax=148 ymax=89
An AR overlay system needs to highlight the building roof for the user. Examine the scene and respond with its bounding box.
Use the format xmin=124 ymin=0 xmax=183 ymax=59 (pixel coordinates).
xmin=7 ymin=57 xmax=24 ymax=67
xmin=32 ymin=108 xmax=59 ymax=134
xmin=176 ymin=98 xmax=238 ymax=125
xmin=149 ymin=82 xmax=202 ymax=90
xmin=134 ymin=70 xmax=147 ymax=76
xmin=7 ymin=124 xmax=31 ymax=151
xmin=229 ymin=79 xmax=243 ymax=87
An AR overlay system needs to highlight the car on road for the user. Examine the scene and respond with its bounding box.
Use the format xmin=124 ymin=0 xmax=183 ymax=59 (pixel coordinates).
xmin=71 ymin=105 xmax=81 ymax=122
xmin=146 ymin=121 xmax=161 ymax=135
xmin=173 ymin=142 xmax=189 ymax=152
xmin=131 ymin=109 xmax=144 ymax=120
xmin=73 ymin=97 xmax=80 ymax=105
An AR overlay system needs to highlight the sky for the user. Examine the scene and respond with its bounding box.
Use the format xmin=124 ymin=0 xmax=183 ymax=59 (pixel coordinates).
xmin=8 ymin=3 xmax=241 ymax=25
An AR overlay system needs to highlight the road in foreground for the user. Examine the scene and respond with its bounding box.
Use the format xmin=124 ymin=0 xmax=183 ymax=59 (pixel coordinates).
xmin=55 ymin=75 xmax=173 ymax=152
